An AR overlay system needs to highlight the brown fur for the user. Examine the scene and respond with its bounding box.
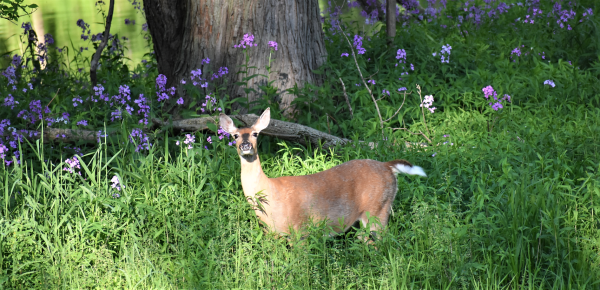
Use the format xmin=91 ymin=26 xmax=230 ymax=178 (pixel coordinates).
xmin=220 ymin=108 xmax=423 ymax=239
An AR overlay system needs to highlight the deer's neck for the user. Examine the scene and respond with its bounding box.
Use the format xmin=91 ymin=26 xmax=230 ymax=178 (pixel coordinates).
xmin=240 ymin=154 xmax=270 ymax=198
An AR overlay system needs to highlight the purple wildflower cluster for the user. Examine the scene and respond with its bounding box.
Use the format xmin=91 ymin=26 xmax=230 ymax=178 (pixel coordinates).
xmin=77 ymin=19 xmax=91 ymax=41
xmin=129 ymin=128 xmax=151 ymax=152
xmin=134 ymin=94 xmax=150 ymax=125
xmin=395 ymin=49 xmax=413 ymax=82
xmin=110 ymin=175 xmax=123 ymax=197
xmin=268 ymin=41 xmax=278 ymax=51
xmin=353 ymin=35 xmax=366 ymax=55
xmin=204 ymin=127 xmax=235 ymax=148
xmin=439 ymin=44 xmax=452 ymax=63
xmin=182 ymin=134 xmax=195 ymax=149
xmin=16 ymin=100 xmax=50 ymax=124
xmin=200 ymin=93 xmax=222 ymax=114
xmin=234 ymin=34 xmax=257 ymax=48
xmin=156 ymin=74 xmax=176 ymax=102
xmin=3 ymin=95 xmax=18 ymax=109
xmin=358 ymin=0 xmax=381 ymax=24
xmin=188 ymin=68 xmax=207 ymax=87
xmin=63 ymin=156 xmax=81 ymax=175
xmin=341 ymin=52 xmax=349 ymax=57
xmin=211 ymin=67 xmax=229 ymax=81
xmin=510 ymin=45 xmax=527 ymax=62
xmin=420 ymin=95 xmax=436 ymax=113
xmin=0 ymin=143 xmax=7 ymax=160
xmin=482 ymin=85 xmax=511 ymax=111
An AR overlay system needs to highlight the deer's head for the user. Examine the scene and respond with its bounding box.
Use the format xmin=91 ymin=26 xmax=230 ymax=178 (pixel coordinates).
xmin=219 ymin=108 xmax=270 ymax=160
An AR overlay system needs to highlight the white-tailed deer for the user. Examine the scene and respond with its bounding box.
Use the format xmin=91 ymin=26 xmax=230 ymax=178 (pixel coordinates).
xmin=219 ymin=108 xmax=426 ymax=240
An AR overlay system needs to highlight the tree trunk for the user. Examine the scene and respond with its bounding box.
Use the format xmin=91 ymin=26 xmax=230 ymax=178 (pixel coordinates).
xmin=142 ymin=0 xmax=326 ymax=115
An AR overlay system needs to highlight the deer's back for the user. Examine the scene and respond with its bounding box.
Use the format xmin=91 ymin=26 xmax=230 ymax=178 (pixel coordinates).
xmin=267 ymin=159 xmax=397 ymax=232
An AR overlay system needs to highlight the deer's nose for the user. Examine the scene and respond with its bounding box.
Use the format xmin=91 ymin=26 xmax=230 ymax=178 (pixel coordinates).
xmin=240 ymin=142 xmax=253 ymax=152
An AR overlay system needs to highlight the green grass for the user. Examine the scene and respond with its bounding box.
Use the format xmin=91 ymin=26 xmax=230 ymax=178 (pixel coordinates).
xmin=2 ymin=103 xmax=599 ymax=289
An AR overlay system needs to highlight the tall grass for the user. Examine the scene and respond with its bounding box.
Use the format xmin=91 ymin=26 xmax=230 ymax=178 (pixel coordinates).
xmin=2 ymin=102 xmax=599 ymax=288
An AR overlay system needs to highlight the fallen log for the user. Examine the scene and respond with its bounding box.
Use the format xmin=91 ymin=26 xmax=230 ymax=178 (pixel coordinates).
xmin=2 ymin=114 xmax=355 ymax=149
xmin=4 ymin=115 xmax=427 ymax=150
xmin=1 ymin=127 xmax=100 ymax=144
xmin=152 ymin=114 xmax=353 ymax=149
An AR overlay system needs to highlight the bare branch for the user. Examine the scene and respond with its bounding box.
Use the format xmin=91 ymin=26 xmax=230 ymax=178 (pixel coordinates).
xmin=392 ymin=127 xmax=432 ymax=144
xmin=383 ymin=90 xmax=408 ymax=123
xmin=90 ymin=0 xmax=115 ymax=88
xmin=337 ymin=25 xmax=384 ymax=136
xmin=338 ymin=77 xmax=353 ymax=119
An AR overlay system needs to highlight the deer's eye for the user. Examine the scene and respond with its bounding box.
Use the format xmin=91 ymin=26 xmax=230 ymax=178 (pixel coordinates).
xmin=233 ymin=134 xmax=239 ymax=139
xmin=252 ymin=132 xmax=258 ymax=137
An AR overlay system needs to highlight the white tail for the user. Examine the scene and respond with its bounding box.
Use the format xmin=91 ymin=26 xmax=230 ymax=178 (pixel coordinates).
xmin=219 ymin=108 xmax=426 ymax=238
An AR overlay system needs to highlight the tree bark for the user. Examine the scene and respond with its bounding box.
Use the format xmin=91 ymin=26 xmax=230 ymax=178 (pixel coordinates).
xmin=386 ymin=0 xmax=396 ymax=45
xmin=142 ymin=0 xmax=326 ymax=115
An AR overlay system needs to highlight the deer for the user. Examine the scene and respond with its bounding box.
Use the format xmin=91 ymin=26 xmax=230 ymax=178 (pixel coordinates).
xmin=219 ymin=108 xmax=426 ymax=241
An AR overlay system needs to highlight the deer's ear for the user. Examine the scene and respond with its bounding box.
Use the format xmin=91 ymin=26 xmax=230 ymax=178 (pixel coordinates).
xmin=219 ymin=113 xmax=238 ymax=134
xmin=253 ymin=108 xmax=270 ymax=133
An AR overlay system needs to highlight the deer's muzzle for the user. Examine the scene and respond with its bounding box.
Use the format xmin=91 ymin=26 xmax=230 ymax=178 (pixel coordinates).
xmin=239 ymin=142 xmax=254 ymax=155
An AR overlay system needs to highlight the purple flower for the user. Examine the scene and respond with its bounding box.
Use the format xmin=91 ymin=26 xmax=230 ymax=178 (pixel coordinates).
xmin=77 ymin=120 xmax=88 ymax=126
xmin=129 ymin=128 xmax=151 ymax=152
xmin=353 ymin=35 xmax=366 ymax=54
xmin=63 ymin=156 xmax=81 ymax=174
xmin=398 ymin=87 xmax=407 ymax=91
xmin=125 ymin=19 xmax=131 ymax=25
xmin=177 ymin=97 xmax=184 ymax=105
xmin=76 ymin=19 xmax=89 ymax=33
xmin=510 ymin=47 xmax=521 ymax=59
xmin=21 ymin=22 xmax=32 ymax=35
xmin=142 ymin=23 xmax=148 ymax=31
xmin=156 ymin=74 xmax=167 ymax=91
xmin=482 ymin=86 xmax=497 ymax=100
xmin=11 ymin=54 xmax=22 ymax=67
xmin=202 ymin=58 xmax=210 ymax=64
xmin=382 ymin=89 xmax=390 ymax=95
xmin=234 ymin=33 xmax=257 ymax=48
xmin=111 ymin=175 xmax=123 ymax=191
xmin=2 ymin=66 xmax=17 ymax=85
xmin=3 ymin=95 xmax=18 ymax=109
xmin=207 ymin=136 xmax=212 ymax=144
xmin=45 ymin=33 xmax=54 ymax=45
xmin=396 ymin=49 xmax=406 ymax=61
xmin=184 ymin=134 xmax=195 ymax=149
xmin=491 ymin=102 xmax=503 ymax=111
xmin=191 ymin=68 xmax=202 ymax=80
xmin=341 ymin=52 xmax=349 ymax=57
xmin=134 ymin=94 xmax=150 ymax=125
xmin=544 ymin=80 xmax=555 ymax=87
xmin=268 ymin=41 xmax=278 ymax=51
xmin=367 ymin=79 xmax=376 ymax=85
